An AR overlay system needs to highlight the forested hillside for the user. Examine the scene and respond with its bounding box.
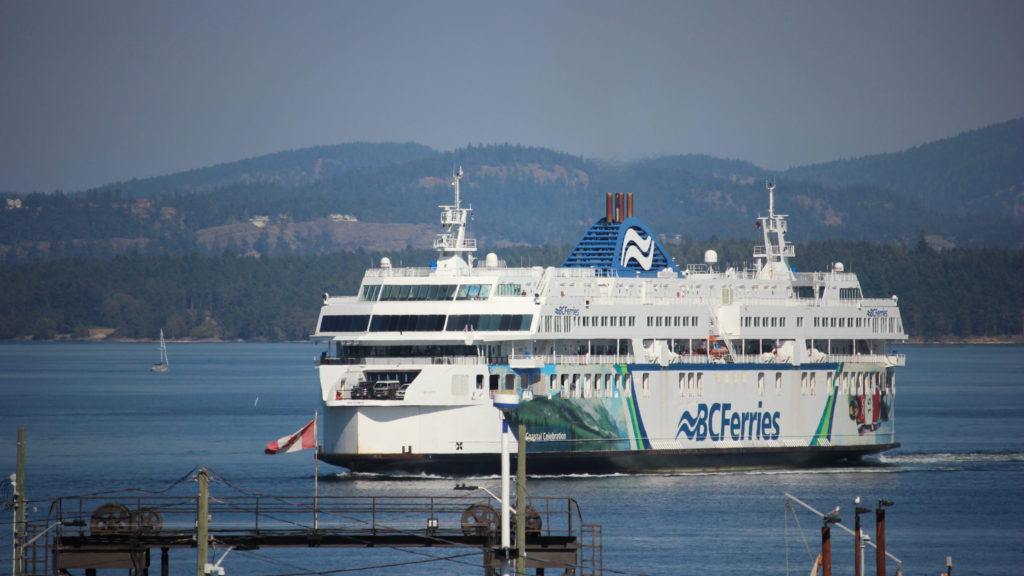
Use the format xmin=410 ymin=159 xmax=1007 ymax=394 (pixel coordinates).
xmin=2 ymin=121 xmax=1022 ymax=341
xmin=1 ymin=120 xmax=1022 ymax=265
xmin=1 ymin=243 xmax=1020 ymax=342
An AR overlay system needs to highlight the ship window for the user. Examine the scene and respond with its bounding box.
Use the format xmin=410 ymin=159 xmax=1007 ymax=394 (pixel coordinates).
xmin=455 ymin=284 xmax=491 ymax=300
xmin=446 ymin=314 xmax=533 ymax=331
xmin=359 ymin=285 xmax=381 ymax=301
xmin=797 ymin=317 xmax=803 ymax=327
xmin=840 ymin=287 xmax=862 ymax=300
xmin=319 ymin=315 xmax=371 ymax=332
xmin=369 ymin=315 xmax=446 ymax=332
xmin=678 ymin=373 xmax=685 ymax=396
xmin=758 ymin=372 xmax=765 ymax=396
xmin=642 ymin=373 xmax=650 ymax=396
xmin=497 ymin=283 xmax=523 ymax=296
xmin=775 ymin=372 xmax=783 ymax=395
xmin=378 ymin=284 xmax=457 ymax=300
xmin=697 ymin=373 xmax=704 ymax=395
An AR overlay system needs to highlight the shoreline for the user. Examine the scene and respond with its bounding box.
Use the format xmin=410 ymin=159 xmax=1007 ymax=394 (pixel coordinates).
xmin=10 ymin=335 xmax=1024 ymax=345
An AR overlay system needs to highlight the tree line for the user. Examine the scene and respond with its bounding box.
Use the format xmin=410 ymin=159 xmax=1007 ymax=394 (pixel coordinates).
xmin=1 ymin=242 xmax=1020 ymax=341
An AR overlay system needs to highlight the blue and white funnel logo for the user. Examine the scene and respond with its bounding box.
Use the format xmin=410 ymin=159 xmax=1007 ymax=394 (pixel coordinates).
xmin=620 ymin=228 xmax=654 ymax=271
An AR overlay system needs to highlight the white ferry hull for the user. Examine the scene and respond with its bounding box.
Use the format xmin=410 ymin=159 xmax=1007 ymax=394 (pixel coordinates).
xmin=319 ymin=361 xmax=897 ymax=475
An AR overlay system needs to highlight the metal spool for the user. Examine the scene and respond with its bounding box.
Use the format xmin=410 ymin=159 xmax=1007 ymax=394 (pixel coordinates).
xmin=512 ymin=502 xmax=544 ymax=532
xmin=460 ymin=503 xmax=499 ymax=536
xmin=133 ymin=507 xmax=163 ymax=532
xmin=90 ymin=502 xmax=133 ymax=534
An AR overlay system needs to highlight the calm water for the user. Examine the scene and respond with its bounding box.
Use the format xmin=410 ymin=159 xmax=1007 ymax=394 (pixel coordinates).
xmin=1 ymin=342 xmax=1022 ymax=575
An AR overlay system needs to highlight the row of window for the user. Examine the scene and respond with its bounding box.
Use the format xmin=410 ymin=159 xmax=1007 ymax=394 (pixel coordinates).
xmin=319 ymin=314 xmax=533 ymax=333
xmin=646 ymin=316 xmax=700 ymax=328
xmin=539 ymin=314 xmax=640 ymax=334
xmin=469 ymin=368 xmax=892 ymax=401
xmin=359 ymin=283 xmax=527 ymax=302
xmin=742 ymin=316 xmax=791 ymax=328
xmin=812 ymin=316 xmax=902 ymax=333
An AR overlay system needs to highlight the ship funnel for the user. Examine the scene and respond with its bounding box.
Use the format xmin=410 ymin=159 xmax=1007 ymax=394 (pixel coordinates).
xmin=606 ymin=193 xmax=613 ymax=222
xmin=627 ymin=193 xmax=634 ymax=218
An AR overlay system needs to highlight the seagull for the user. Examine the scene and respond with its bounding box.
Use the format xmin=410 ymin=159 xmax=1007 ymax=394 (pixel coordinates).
xmin=854 ymin=496 xmax=861 ymax=505
xmin=827 ymin=506 xmax=841 ymax=517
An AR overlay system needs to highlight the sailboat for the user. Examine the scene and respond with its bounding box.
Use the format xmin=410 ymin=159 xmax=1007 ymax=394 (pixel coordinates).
xmin=151 ymin=330 xmax=169 ymax=372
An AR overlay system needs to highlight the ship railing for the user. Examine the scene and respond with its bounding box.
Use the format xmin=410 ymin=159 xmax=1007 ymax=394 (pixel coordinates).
xmin=321 ymin=355 xmax=487 ymax=367
xmin=521 ymin=354 xmax=638 ymax=366
xmin=826 ymin=353 xmax=906 ymax=366
xmin=42 ymin=493 xmax=585 ymax=540
xmin=793 ymin=271 xmax=858 ymax=283
xmin=364 ymin=266 xmax=547 ymax=278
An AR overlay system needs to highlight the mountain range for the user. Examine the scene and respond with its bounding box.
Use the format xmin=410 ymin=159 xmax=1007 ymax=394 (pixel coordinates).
xmin=2 ymin=118 xmax=1021 ymax=263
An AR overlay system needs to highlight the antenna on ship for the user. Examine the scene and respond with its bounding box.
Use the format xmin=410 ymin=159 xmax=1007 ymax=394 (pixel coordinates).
xmin=432 ymin=166 xmax=476 ymax=271
xmin=755 ymin=179 xmax=795 ymax=280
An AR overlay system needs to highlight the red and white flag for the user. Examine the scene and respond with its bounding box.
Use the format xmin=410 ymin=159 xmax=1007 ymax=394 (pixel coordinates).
xmin=265 ymin=419 xmax=316 ymax=454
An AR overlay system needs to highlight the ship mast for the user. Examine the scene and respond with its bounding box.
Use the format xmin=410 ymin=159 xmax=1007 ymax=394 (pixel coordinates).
xmin=433 ymin=167 xmax=477 ymax=270
xmin=755 ymin=180 xmax=796 ymax=280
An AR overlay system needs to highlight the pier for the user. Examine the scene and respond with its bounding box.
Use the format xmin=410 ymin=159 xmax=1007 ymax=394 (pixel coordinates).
xmin=16 ymin=469 xmax=601 ymax=576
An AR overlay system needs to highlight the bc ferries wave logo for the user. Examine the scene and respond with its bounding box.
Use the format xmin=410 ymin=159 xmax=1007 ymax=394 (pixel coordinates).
xmin=676 ymin=402 xmax=781 ymax=442
xmin=620 ymin=228 xmax=654 ymax=270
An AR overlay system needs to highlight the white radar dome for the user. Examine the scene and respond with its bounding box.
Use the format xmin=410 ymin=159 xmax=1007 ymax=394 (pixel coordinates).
xmin=833 ymin=262 xmax=845 ymax=272
xmin=704 ymin=250 xmax=719 ymax=264
xmin=485 ymin=252 xmax=499 ymax=267
xmin=380 ymin=257 xmax=392 ymax=268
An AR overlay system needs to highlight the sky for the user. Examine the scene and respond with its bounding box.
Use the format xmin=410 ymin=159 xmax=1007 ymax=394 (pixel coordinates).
xmin=2 ymin=0 xmax=1023 ymax=193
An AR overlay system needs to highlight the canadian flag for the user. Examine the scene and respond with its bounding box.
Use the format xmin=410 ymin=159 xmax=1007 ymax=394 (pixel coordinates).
xmin=265 ymin=419 xmax=316 ymax=454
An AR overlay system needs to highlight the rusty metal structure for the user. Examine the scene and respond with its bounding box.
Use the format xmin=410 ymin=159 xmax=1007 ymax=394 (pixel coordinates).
xmin=19 ymin=483 xmax=601 ymax=576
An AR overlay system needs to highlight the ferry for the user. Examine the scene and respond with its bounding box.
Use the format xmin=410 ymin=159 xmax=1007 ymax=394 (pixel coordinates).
xmin=313 ymin=169 xmax=905 ymax=475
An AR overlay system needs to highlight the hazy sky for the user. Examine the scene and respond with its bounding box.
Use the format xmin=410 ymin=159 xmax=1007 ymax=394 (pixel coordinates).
xmin=2 ymin=0 xmax=1022 ymax=193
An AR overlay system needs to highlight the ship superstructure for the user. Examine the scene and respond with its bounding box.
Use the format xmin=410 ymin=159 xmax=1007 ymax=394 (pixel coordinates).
xmin=313 ymin=171 xmax=905 ymax=474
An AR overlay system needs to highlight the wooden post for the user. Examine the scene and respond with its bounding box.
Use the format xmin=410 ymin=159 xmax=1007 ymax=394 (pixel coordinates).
xmin=516 ymin=423 xmax=526 ymax=576
xmin=14 ymin=428 xmax=26 ymax=576
xmin=196 ymin=468 xmax=209 ymax=576
xmin=821 ymin=523 xmax=832 ymax=576
xmin=854 ymin=511 xmax=863 ymax=576
xmin=876 ymin=506 xmax=886 ymax=576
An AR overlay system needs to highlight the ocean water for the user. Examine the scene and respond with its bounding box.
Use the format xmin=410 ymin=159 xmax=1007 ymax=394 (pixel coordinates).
xmin=1 ymin=342 xmax=1022 ymax=575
